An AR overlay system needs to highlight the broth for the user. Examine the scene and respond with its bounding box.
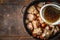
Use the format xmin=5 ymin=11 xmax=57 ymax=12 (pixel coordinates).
xmin=44 ymin=6 xmax=60 ymax=23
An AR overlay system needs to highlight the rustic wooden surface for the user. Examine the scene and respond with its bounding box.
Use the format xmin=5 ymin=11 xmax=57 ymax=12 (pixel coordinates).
xmin=0 ymin=0 xmax=36 ymax=40
xmin=0 ymin=0 xmax=60 ymax=40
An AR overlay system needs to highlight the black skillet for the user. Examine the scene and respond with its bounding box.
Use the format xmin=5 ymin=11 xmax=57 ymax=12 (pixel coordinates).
xmin=23 ymin=0 xmax=60 ymax=40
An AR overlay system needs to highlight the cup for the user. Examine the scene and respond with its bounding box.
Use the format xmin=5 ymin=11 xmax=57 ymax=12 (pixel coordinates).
xmin=40 ymin=4 xmax=60 ymax=25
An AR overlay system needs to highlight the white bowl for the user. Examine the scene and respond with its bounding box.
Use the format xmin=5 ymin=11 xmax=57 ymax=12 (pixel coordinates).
xmin=40 ymin=4 xmax=60 ymax=25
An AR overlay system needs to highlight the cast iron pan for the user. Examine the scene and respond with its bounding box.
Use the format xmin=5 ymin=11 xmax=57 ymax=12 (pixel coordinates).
xmin=23 ymin=0 xmax=60 ymax=40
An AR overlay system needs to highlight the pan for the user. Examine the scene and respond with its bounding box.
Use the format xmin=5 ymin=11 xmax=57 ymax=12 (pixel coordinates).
xmin=23 ymin=0 xmax=60 ymax=40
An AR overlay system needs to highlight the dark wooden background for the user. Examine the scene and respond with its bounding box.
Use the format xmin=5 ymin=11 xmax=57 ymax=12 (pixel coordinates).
xmin=0 ymin=0 xmax=60 ymax=40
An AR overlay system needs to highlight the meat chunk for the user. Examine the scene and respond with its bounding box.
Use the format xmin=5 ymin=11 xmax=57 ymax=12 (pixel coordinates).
xmin=27 ymin=22 xmax=33 ymax=30
xmin=27 ymin=14 xmax=34 ymax=21
xmin=32 ymin=28 xmax=42 ymax=35
xmin=32 ymin=20 xmax=37 ymax=28
xmin=53 ymin=26 xmax=59 ymax=34
xmin=28 ymin=6 xmax=38 ymax=14
xmin=38 ymin=2 xmax=45 ymax=8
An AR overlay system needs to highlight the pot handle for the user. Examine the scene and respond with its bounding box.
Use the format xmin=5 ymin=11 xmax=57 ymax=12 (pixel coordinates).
xmin=21 ymin=5 xmax=27 ymax=14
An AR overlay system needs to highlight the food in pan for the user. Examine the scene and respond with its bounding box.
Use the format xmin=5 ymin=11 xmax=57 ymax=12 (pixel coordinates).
xmin=24 ymin=2 xmax=60 ymax=40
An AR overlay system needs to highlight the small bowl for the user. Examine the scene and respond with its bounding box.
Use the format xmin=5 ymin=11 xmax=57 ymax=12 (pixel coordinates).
xmin=40 ymin=4 xmax=60 ymax=25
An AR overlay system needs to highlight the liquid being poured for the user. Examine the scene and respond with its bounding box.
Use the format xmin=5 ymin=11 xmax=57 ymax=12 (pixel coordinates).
xmin=44 ymin=6 xmax=60 ymax=23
